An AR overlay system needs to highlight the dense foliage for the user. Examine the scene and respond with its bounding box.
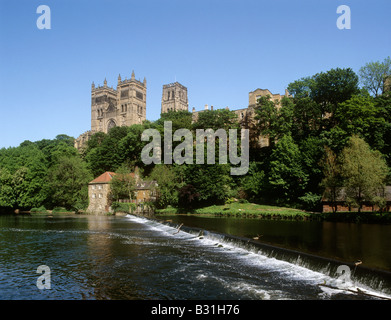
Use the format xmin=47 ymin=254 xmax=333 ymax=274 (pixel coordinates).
xmin=1 ymin=58 xmax=390 ymax=213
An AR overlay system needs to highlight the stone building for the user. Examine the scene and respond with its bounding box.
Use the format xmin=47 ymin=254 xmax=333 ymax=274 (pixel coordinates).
xmin=191 ymin=88 xmax=290 ymax=147
xmin=86 ymin=170 xmax=157 ymax=215
xmin=75 ymin=70 xmax=146 ymax=150
xmin=91 ymin=71 xmax=147 ymax=133
xmin=161 ymin=82 xmax=189 ymax=114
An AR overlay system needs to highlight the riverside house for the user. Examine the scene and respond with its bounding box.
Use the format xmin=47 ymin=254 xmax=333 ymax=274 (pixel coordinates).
xmin=86 ymin=171 xmax=157 ymax=214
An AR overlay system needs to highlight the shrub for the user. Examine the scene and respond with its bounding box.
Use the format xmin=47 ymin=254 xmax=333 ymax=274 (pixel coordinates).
xmin=112 ymin=202 xmax=136 ymax=213
xmin=30 ymin=206 xmax=49 ymax=214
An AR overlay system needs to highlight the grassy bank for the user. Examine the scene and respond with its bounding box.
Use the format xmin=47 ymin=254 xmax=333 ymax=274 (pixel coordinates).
xmin=155 ymin=202 xmax=391 ymax=223
xmin=155 ymin=202 xmax=312 ymax=220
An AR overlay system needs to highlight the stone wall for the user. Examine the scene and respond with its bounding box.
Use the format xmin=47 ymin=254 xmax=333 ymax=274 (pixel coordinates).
xmin=86 ymin=183 xmax=111 ymax=214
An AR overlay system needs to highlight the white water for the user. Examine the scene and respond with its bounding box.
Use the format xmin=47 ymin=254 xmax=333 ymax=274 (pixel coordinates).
xmin=126 ymin=214 xmax=391 ymax=300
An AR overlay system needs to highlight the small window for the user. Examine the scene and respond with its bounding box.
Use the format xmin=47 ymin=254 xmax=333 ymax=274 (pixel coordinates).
xmin=92 ymin=185 xmax=96 ymax=190
xmin=98 ymin=193 xmax=103 ymax=199
xmin=92 ymin=194 xmax=96 ymax=199
xmin=98 ymin=185 xmax=102 ymax=190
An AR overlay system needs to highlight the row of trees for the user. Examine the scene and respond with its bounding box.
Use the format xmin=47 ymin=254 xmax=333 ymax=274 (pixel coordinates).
xmin=0 ymin=57 xmax=390 ymax=213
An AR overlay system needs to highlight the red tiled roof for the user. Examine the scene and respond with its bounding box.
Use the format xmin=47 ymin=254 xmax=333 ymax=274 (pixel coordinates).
xmin=89 ymin=172 xmax=116 ymax=184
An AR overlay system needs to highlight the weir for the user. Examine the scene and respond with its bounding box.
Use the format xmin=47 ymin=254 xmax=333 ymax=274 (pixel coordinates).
xmin=132 ymin=214 xmax=391 ymax=298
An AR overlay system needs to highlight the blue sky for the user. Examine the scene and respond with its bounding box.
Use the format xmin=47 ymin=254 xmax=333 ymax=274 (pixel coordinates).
xmin=0 ymin=0 xmax=390 ymax=148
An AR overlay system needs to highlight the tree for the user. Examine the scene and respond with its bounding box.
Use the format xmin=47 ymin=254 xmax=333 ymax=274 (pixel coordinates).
xmin=310 ymin=68 xmax=360 ymax=116
xmin=268 ymin=134 xmax=308 ymax=204
xmin=193 ymin=108 xmax=239 ymax=131
xmin=148 ymin=165 xmax=180 ymax=208
xmin=84 ymin=127 xmax=130 ymax=176
xmin=359 ymin=56 xmax=391 ymax=97
xmin=253 ymin=96 xmax=293 ymax=145
xmin=339 ymin=135 xmax=389 ymax=212
xmin=109 ymin=164 xmax=136 ymax=202
xmin=335 ymin=93 xmax=385 ymax=150
xmin=47 ymin=155 xmax=92 ymax=210
xmin=287 ymin=68 xmax=360 ymax=129
xmin=291 ymin=97 xmax=323 ymax=141
xmin=320 ymin=146 xmax=343 ymax=213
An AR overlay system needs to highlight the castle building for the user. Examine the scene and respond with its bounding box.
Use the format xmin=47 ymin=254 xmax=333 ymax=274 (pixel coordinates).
xmin=190 ymin=88 xmax=290 ymax=147
xmin=161 ymin=82 xmax=189 ymax=114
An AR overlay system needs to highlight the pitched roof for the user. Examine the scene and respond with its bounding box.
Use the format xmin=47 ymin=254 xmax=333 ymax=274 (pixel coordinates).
xmin=89 ymin=172 xmax=116 ymax=184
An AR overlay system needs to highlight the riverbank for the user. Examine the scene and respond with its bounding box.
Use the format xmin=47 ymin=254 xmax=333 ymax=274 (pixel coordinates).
xmin=155 ymin=202 xmax=391 ymax=223
xmin=156 ymin=202 xmax=312 ymax=220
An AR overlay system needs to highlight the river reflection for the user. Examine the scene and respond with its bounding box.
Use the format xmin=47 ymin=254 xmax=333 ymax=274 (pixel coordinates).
xmin=156 ymin=215 xmax=391 ymax=272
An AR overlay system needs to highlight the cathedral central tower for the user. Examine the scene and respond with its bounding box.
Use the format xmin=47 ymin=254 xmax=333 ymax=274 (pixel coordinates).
xmin=161 ymin=82 xmax=188 ymax=114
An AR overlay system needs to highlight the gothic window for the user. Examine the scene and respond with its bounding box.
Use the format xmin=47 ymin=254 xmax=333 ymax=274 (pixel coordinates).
xmin=168 ymin=91 xmax=170 ymax=100
xmin=121 ymin=90 xmax=128 ymax=99
xmin=107 ymin=103 xmax=116 ymax=113
xmin=172 ymin=90 xmax=175 ymax=99
xmin=136 ymin=91 xmax=143 ymax=100
xmin=107 ymin=119 xmax=117 ymax=131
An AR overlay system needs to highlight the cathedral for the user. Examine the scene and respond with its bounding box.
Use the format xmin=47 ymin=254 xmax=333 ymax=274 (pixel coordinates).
xmin=91 ymin=70 xmax=147 ymax=134
xmin=74 ymin=71 xmax=190 ymax=150
xmin=74 ymin=69 xmax=289 ymax=150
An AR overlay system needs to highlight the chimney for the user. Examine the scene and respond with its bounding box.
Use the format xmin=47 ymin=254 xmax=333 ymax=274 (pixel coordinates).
xmin=211 ymin=105 xmax=214 ymax=110
xmin=205 ymin=104 xmax=208 ymax=110
xmin=192 ymin=107 xmax=195 ymax=112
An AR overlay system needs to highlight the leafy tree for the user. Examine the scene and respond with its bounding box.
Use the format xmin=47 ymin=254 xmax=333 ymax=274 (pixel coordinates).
xmin=47 ymin=155 xmax=92 ymax=210
xmin=268 ymin=134 xmax=308 ymax=204
xmin=155 ymin=110 xmax=193 ymax=132
xmin=0 ymin=168 xmax=15 ymax=208
xmin=109 ymin=163 xmax=136 ymax=202
xmin=239 ymin=162 xmax=266 ymax=202
xmin=287 ymin=76 xmax=314 ymax=98
xmin=291 ymin=97 xmax=323 ymax=141
xmin=181 ymin=164 xmax=234 ymax=207
xmin=253 ymin=96 xmax=293 ymax=145
xmin=287 ymin=68 xmax=360 ymax=130
xmin=148 ymin=165 xmax=180 ymax=208
xmin=310 ymin=68 xmax=360 ymax=116
xmin=359 ymin=56 xmax=391 ymax=97
xmin=320 ymin=146 xmax=343 ymax=213
xmin=193 ymin=108 xmax=239 ymax=131
xmin=335 ymin=93 xmax=385 ymax=150
xmin=84 ymin=127 xmax=130 ymax=176
xmin=339 ymin=135 xmax=389 ymax=211
xmin=118 ymin=124 xmax=152 ymax=169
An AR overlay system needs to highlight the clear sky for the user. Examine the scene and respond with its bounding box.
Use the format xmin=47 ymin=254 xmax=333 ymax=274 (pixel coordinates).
xmin=0 ymin=0 xmax=390 ymax=148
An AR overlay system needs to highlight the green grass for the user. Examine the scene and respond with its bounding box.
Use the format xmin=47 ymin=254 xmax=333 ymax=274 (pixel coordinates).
xmin=155 ymin=202 xmax=312 ymax=220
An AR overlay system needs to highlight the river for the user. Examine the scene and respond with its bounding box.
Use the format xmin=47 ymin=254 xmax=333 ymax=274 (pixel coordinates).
xmin=0 ymin=214 xmax=390 ymax=300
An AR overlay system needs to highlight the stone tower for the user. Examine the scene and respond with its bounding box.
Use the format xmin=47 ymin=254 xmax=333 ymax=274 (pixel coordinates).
xmin=91 ymin=71 xmax=147 ymax=133
xmin=161 ymin=82 xmax=188 ymax=114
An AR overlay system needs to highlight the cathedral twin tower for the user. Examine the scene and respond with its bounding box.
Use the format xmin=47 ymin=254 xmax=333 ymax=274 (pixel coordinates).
xmin=90 ymin=70 xmax=188 ymax=134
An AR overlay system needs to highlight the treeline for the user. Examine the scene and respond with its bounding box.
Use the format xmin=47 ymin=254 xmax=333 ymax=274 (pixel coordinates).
xmin=0 ymin=58 xmax=390 ymax=213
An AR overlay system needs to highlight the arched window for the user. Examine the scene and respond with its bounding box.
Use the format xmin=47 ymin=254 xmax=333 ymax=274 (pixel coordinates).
xmin=107 ymin=119 xmax=117 ymax=131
